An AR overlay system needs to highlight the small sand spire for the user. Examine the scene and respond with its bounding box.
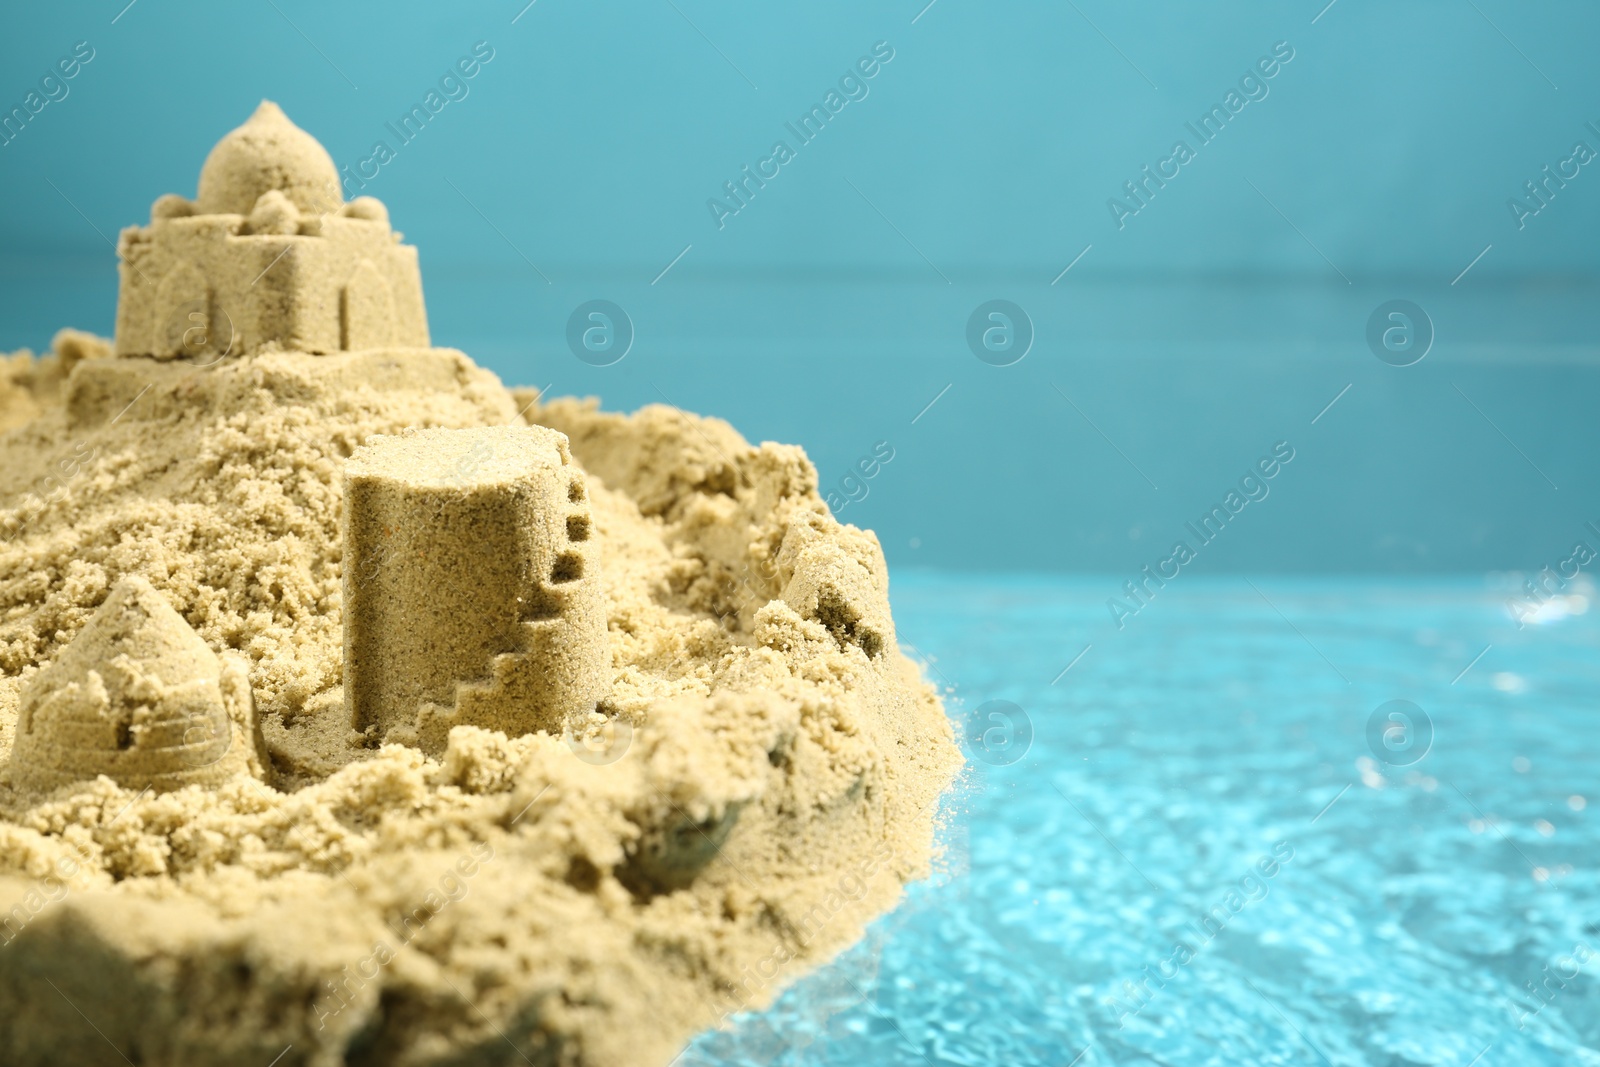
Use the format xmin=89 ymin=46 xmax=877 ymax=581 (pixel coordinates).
xmin=113 ymin=102 xmax=429 ymax=360
xmin=8 ymin=577 xmax=267 ymax=794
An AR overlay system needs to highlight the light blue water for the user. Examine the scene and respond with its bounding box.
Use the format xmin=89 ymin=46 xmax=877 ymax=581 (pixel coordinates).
xmin=684 ymin=574 xmax=1600 ymax=1066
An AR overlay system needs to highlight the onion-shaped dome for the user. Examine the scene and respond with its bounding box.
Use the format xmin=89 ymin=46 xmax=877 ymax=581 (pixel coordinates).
xmin=195 ymin=100 xmax=342 ymax=217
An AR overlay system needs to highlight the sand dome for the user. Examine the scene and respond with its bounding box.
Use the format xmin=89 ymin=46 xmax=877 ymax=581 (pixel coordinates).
xmin=195 ymin=100 xmax=341 ymax=217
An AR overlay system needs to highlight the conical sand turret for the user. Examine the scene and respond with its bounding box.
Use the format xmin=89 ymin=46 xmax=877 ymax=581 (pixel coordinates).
xmin=9 ymin=577 xmax=267 ymax=793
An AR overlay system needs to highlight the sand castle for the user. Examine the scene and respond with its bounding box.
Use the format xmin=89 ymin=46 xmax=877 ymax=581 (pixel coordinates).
xmin=46 ymin=102 xmax=612 ymax=764
xmin=11 ymin=577 xmax=265 ymax=793
xmin=0 ymin=102 xmax=959 ymax=1067
xmin=115 ymin=101 xmax=428 ymax=361
xmin=345 ymin=425 xmax=608 ymax=754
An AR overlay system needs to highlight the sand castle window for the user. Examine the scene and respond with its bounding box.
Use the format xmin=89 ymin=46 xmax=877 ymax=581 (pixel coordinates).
xmin=566 ymin=515 xmax=591 ymax=542
xmin=552 ymin=552 xmax=583 ymax=583
xmin=568 ymin=480 xmax=585 ymax=503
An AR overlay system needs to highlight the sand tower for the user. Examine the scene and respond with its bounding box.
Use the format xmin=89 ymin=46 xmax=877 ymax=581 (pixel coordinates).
xmin=344 ymin=426 xmax=610 ymax=754
xmin=112 ymin=100 xmax=428 ymax=361
xmin=9 ymin=578 xmax=267 ymax=793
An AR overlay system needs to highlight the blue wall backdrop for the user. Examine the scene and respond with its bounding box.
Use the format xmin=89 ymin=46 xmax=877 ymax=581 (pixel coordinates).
xmin=2 ymin=0 xmax=1597 ymax=574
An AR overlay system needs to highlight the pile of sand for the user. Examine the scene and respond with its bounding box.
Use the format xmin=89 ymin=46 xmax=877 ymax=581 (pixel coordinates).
xmin=0 ymin=333 xmax=960 ymax=1066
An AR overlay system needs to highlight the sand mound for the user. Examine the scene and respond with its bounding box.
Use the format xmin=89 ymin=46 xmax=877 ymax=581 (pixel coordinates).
xmin=0 ymin=335 xmax=960 ymax=1066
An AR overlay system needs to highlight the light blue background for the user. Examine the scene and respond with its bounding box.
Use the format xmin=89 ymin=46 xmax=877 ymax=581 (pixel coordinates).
xmin=3 ymin=0 xmax=1597 ymax=573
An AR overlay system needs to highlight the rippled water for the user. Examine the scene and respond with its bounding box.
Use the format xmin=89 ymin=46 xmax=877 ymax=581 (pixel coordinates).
xmin=682 ymin=574 xmax=1600 ymax=1066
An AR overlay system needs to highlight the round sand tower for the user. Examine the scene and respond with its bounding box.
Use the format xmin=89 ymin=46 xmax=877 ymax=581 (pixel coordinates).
xmin=343 ymin=425 xmax=610 ymax=753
